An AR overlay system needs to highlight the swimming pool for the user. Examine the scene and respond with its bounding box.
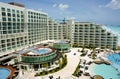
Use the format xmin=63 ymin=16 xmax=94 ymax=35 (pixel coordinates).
xmin=89 ymin=63 xmax=120 ymax=79
xmin=0 ymin=68 xmax=10 ymax=79
xmin=57 ymin=41 xmax=66 ymax=44
xmin=32 ymin=48 xmax=52 ymax=55
xmin=107 ymin=53 xmax=120 ymax=71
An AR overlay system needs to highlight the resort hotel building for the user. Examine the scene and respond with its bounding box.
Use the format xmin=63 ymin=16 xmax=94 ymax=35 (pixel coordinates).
xmin=0 ymin=2 xmax=118 ymax=71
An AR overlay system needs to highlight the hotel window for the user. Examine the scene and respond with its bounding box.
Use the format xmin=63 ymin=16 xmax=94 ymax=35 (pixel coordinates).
xmin=1 ymin=7 xmax=5 ymax=11
xmin=12 ymin=14 xmax=16 ymax=17
xmin=1 ymin=40 xmax=5 ymax=44
xmin=2 ymin=44 xmax=6 ymax=48
xmin=7 ymin=39 xmax=10 ymax=42
xmin=2 ymin=12 xmax=6 ymax=16
xmin=3 ymin=31 xmax=7 ymax=34
xmin=21 ymin=19 xmax=24 ymax=22
xmin=2 ymin=22 xmax=6 ymax=26
xmin=17 ymin=10 xmax=19 ymax=13
xmin=13 ymin=18 xmax=16 ymax=21
xmin=8 ymin=22 xmax=11 ymax=26
xmin=21 ymin=15 xmax=24 ymax=18
xmin=13 ymin=30 xmax=16 ymax=33
xmin=2 ymin=18 xmax=6 ymax=21
xmin=8 ymin=18 xmax=11 ymax=21
xmin=13 ymin=23 xmax=16 ymax=26
xmin=8 ymin=26 xmax=11 ymax=30
xmin=7 ymin=9 xmax=11 ymax=12
xmin=21 ymin=11 xmax=23 ymax=14
xmin=12 ymin=9 xmax=15 ymax=13
xmin=17 ymin=14 xmax=20 ymax=17
xmin=28 ymin=11 xmax=30 ymax=14
xmin=7 ymin=13 xmax=11 ymax=17
xmin=17 ymin=19 xmax=20 ymax=22
xmin=31 ymin=16 xmax=33 ymax=18
xmin=31 ymin=12 xmax=33 ymax=14
xmin=28 ymin=15 xmax=30 ymax=18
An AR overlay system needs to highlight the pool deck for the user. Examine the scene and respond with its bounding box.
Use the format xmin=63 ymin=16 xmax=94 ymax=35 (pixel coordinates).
xmin=34 ymin=48 xmax=91 ymax=79
xmin=20 ymin=48 xmax=119 ymax=79
xmin=0 ymin=65 xmax=16 ymax=79
xmin=20 ymin=48 xmax=91 ymax=79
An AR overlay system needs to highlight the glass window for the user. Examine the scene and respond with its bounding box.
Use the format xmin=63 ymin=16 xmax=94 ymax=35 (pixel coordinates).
xmin=17 ymin=10 xmax=19 ymax=13
xmin=2 ymin=27 xmax=7 ymax=30
xmin=17 ymin=14 xmax=20 ymax=17
xmin=13 ymin=26 xmax=16 ymax=29
xmin=8 ymin=31 xmax=12 ymax=33
xmin=7 ymin=13 xmax=11 ymax=17
xmin=7 ymin=8 xmax=11 ymax=12
xmin=17 ymin=23 xmax=20 ymax=26
xmin=17 ymin=19 xmax=20 ymax=22
xmin=21 ymin=11 xmax=23 ymax=14
xmin=17 ymin=26 xmax=20 ymax=29
xmin=1 ymin=7 xmax=5 ymax=11
xmin=7 ymin=39 xmax=10 ymax=42
xmin=21 ymin=19 xmax=24 ymax=22
xmin=21 ymin=25 xmax=24 ymax=29
xmin=21 ymin=30 xmax=24 ymax=32
xmin=21 ymin=23 xmax=24 ymax=26
xmin=31 ymin=16 xmax=33 ymax=18
xmin=2 ymin=44 xmax=6 ymax=48
xmin=8 ymin=26 xmax=11 ymax=30
xmin=21 ymin=15 xmax=24 ymax=18
xmin=12 ymin=14 xmax=16 ymax=17
xmin=8 ymin=22 xmax=11 ymax=26
xmin=13 ymin=23 xmax=16 ymax=26
xmin=2 ymin=18 xmax=6 ymax=21
xmin=1 ymin=40 xmax=5 ymax=43
xmin=12 ymin=9 xmax=15 ymax=13
xmin=8 ymin=18 xmax=11 ymax=21
xmin=3 ymin=31 xmax=7 ymax=34
xmin=2 ymin=22 xmax=6 ymax=26
xmin=12 ymin=39 xmax=15 ymax=41
xmin=13 ymin=30 xmax=16 ymax=33
xmin=2 ymin=12 xmax=6 ymax=16
xmin=13 ymin=18 xmax=16 ymax=21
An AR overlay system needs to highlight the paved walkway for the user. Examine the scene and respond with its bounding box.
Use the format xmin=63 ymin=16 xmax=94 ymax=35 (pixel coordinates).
xmin=39 ymin=48 xmax=81 ymax=79
xmin=21 ymin=48 xmax=91 ymax=79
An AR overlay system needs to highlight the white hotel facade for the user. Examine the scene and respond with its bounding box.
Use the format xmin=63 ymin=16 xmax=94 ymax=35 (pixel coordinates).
xmin=0 ymin=2 xmax=118 ymax=56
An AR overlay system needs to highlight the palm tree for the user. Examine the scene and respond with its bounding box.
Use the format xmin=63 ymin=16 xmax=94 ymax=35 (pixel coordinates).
xmin=81 ymin=46 xmax=85 ymax=53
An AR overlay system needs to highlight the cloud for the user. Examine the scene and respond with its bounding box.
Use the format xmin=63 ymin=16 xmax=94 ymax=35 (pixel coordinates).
xmin=53 ymin=4 xmax=57 ymax=7
xmin=58 ymin=3 xmax=69 ymax=10
xmin=106 ymin=0 xmax=120 ymax=10
xmin=52 ymin=3 xmax=69 ymax=10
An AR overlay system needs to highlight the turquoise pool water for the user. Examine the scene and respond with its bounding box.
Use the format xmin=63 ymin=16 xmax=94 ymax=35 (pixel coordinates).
xmin=107 ymin=53 xmax=120 ymax=65
xmin=57 ymin=41 xmax=66 ymax=44
xmin=32 ymin=48 xmax=51 ymax=54
xmin=107 ymin=53 xmax=120 ymax=71
xmin=0 ymin=68 xmax=10 ymax=79
xmin=89 ymin=64 xmax=120 ymax=79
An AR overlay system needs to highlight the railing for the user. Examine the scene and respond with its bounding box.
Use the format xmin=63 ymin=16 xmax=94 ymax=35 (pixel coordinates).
xmin=0 ymin=53 xmax=17 ymax=62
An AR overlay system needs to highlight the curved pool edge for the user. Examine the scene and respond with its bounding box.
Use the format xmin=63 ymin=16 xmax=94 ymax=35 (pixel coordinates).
xmin=88 ymin=63 xmax=120 ymax=79
xmin=107 ymin=53 xmax=120 ymax=72
xmin=0 ymin=68 xmax=11 ymax=79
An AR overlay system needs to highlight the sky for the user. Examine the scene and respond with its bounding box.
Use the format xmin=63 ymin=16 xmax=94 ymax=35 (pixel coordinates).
xmin=1 ymin=0 xmax=120 ymax=25
xmin=0 ymin=0 xmax=120 ymax=45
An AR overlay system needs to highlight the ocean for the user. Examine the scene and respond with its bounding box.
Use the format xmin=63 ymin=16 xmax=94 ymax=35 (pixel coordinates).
xmin=105 ymin=25 xmax=120 ymax=46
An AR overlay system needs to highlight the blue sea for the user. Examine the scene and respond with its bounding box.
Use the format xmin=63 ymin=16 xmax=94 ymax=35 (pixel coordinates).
xmin=105 ymin=25 xmax=120 ymax=46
